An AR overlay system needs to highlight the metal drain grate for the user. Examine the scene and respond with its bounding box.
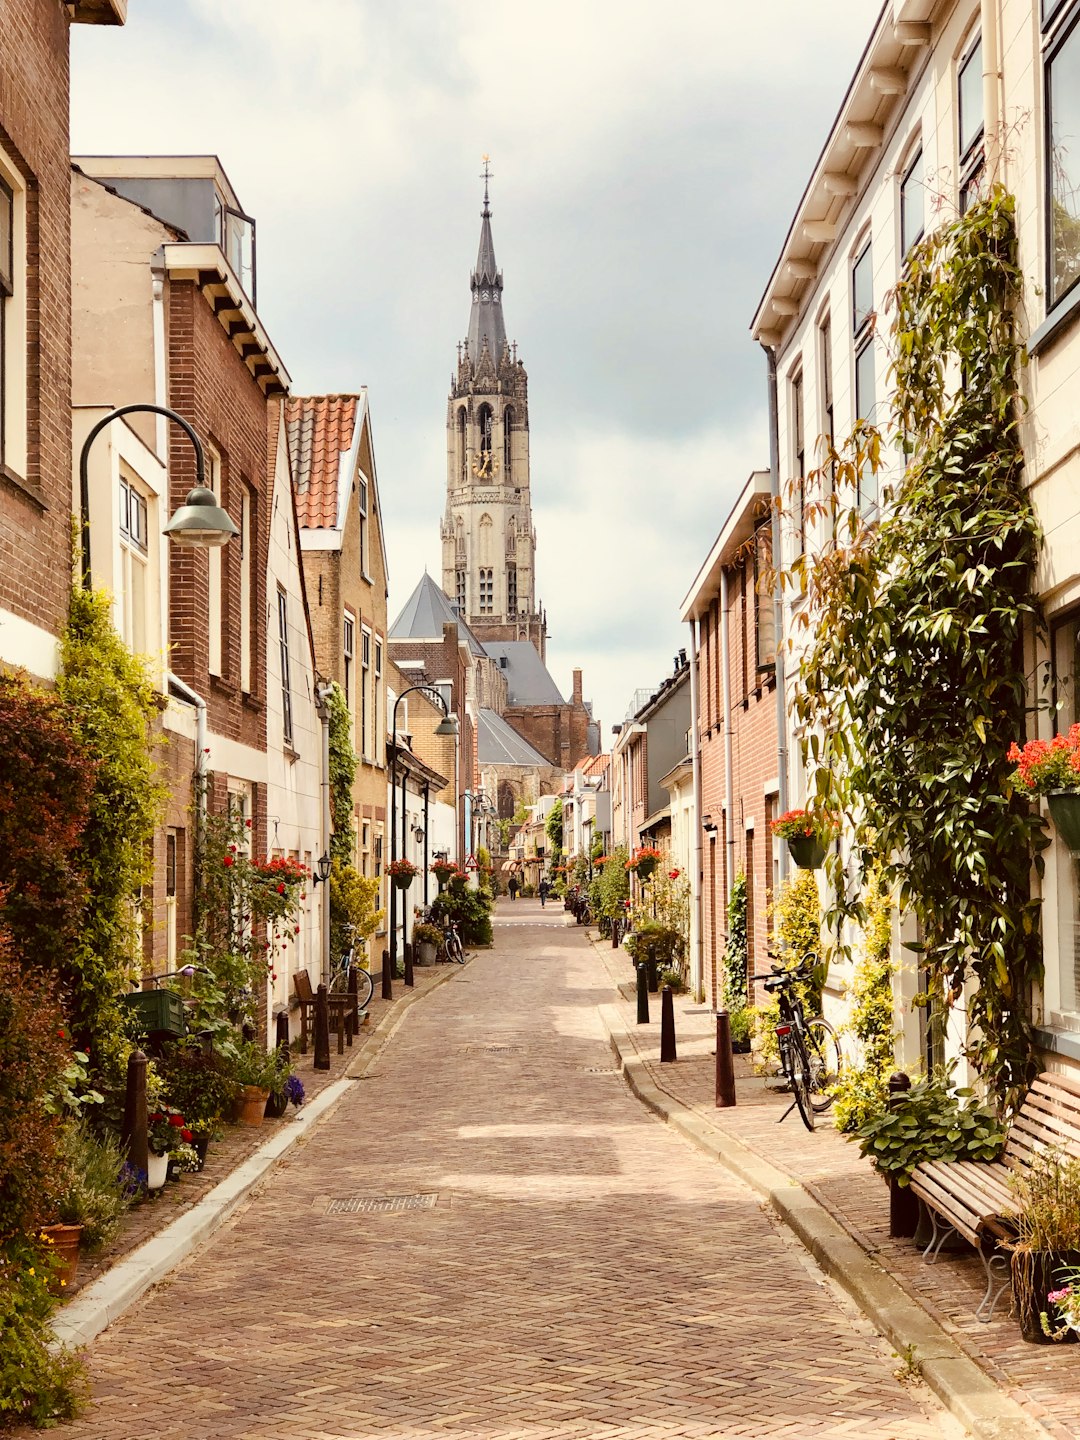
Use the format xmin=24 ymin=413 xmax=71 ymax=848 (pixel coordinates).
xmin=326 ymin=1193 xmax=438 ymax=1216
xmin=580 ymin=1066 xmax=620 ymax=1075
xmin=461 ymin=1044 xmax=524 ymax=1055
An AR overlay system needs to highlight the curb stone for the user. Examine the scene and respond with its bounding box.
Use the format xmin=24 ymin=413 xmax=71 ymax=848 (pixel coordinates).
xmin=599 ymin=1004 xmax=1047 ymax=1440
xmin=51 ymin=962 xmax=465 ymax=1351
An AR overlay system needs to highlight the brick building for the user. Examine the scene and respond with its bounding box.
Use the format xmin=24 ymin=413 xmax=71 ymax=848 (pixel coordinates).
xmin=0 ymin=0 xmax=125 ymax=683
xmin=681 ymin=473 xmax=778 ymax=1011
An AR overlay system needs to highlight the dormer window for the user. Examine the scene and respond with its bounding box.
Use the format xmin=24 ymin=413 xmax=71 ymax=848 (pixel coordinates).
xmin=213 ymin=192 xmax=256 ymax=303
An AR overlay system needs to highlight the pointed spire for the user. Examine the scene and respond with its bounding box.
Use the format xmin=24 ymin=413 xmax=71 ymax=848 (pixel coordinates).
xmin=467 ymin=155 xmax=506 ymax=370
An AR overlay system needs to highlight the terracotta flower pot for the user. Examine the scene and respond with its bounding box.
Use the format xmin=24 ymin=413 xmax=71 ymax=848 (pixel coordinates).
xmin=234 ymin=1085 xmax=270 ymax=1127
xmin=39 ymin=1223 xmax=83 ymax=1294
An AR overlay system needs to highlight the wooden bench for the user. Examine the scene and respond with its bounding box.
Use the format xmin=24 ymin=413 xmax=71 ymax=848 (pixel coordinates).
xmin=909 ymin=1071 xmax=1080 ymax=1321
xmin=292 ymin=969 xmax=358 ymax=1056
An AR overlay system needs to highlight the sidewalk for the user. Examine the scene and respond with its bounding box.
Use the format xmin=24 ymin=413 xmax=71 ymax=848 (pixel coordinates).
xmin=54 ymin=960 xmax=455 ymax=1346
xmin=593 ymin=936 xmax=1080 ymax=1440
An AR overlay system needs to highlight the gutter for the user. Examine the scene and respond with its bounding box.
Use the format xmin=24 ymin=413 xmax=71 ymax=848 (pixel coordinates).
xmin=720 ymin=568 xmax=736 ymax=934
xmin=687 ymin=618 xmax=704 ymax=1002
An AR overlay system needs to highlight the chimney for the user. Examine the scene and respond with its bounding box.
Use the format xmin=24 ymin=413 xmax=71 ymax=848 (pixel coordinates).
xmin=572 ymin=668 xmax=583 ymax=705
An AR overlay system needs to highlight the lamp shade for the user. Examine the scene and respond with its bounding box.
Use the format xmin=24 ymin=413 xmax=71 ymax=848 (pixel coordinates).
xmin=435 ymin=714 xmax=458 ymax=737
xmin=163 ymin=486 xmax=239 ymax=548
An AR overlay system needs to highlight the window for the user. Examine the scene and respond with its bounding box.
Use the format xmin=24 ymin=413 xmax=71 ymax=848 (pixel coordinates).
xmin=855 ymin=343 xmax=878 ymax=514
xmin=456 ymin=569 xmax=466 ymax=612
xmin=118 ymin=475 xmax=149 ymax=653
xmin=343 ymin=612 xmax=355 ymax=720
xmin=361 ymin=627 xmax=371 ymax=759
xmin=1046 ymin=0 xmax=1069 ymax=22
xmin=457 ymin=408 xmax=467 ymax=482
xmin=507 ymin=562 xmax=518 ymax=614
xmin=374 ymin=637 xmax=383 ymax=758
xmin=358 ymin=474 xmax=369 ymax=575
xmin=165 ymin=830 xmax=178 ymax=967
xmin=818 ymin=314 xmax=835 ymax=507
xmin=478 ymin=404 xmax=493 ymax=460
xmin=900 ymin=146 xmax=925 ymax=255
xmin=0 ymin=174 xmax=11 ymax=467
xmin=958 ymin=36 xmax=985 ymax=212
xmin=278 ymin=588 xmax=293 ymax=748
xmin=852 ymin=242 xmax=877 ymax=483
xmin=791 ymin=370 xmax=805 ymax=556
xmin=240 ymin=485 xmax=252 ymax=693
xmin=479 ymin=567 xmax=494 ymax=614
xmin=1047 ymin=9 xmax=1080 ymax=304
xmin=207 ymin=447 xmax=224 ymax=677
xmin=361 ymin=820 xmax=371 ymax=878
xmin=503 ymin=406 xmax=513 ymax=477
xmin=852 ymin=241 xmax=873 ymax=336
xmin=753 ymin=521 xmax=775 ymax=671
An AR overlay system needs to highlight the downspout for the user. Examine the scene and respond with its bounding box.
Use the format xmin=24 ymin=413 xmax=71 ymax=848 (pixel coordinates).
xmin=423 ymin=781 xmax=430 ymax=907
xmin=168 ymin=673 xmax=207 ymax=934
xmin=764 ymin=343 xmax=789 ymax=888
xmin=688 ymin=618 xmax=704 ymax=1002
xmin=982 ymin=0 xmax=1003 ymax=187
xmin=720 ymin=567 xmax=736 ymax=923
xmin=315 ymin=682 xmax=333 ymax=987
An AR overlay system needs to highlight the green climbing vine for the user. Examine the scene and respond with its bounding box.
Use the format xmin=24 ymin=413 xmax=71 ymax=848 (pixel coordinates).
xmin=723 ymin=871 xmax=748 ymax=1009
xmin=325 ymin=681 xmax=357 ymax=869
xmin=785 ymin=185 xmax=1044 ymax=1110
xmin=831 ymin=867 xmax=897 ymax=1134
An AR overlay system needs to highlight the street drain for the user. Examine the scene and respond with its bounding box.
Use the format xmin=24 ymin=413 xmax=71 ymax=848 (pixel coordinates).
xmin=580 ymin=1066 xmax=620 ymax=1075
xmin=461 ymin=1044 xmax=524 ymax=1055
xmin=326 ymin=1193 xmax=438 ymax=1216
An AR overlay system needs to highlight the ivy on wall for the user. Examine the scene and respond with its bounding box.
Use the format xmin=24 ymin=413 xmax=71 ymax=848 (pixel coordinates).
xmin=786 ymin=186 xmax=1044 ymax=1109
xmin=325 ymin=681 xmax=357 ymax=870
xmin=723 ymin=871 xmax=748 ymax=1009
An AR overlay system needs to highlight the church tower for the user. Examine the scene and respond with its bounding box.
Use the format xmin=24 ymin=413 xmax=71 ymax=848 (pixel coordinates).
xmin=441 ymin=162 xmax=546 ymax=660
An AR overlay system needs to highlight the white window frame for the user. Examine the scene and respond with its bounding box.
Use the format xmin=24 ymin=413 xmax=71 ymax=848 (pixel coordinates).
xmin=278 ymin=586 xmax=293 ymax=749
xmin=240 ymin=484 xmax=252 ymax=693
xmin=361 ymin=625 xmax=372 ymax=760
xmin=207 ymin=445 xmax=224 ymax=677
xmin=0 ymin=144 xmax=27 ymax=483
xmin=118 ymin=469 xmax=151 ymax=653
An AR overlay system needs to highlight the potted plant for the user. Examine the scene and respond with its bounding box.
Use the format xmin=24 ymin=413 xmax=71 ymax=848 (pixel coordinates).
xmin=412 ymin=922 xmax=442 ymax=966
xmin=1008 ymin=725 xmax=1080 ymax=854
xmin=430 ymin=859 xmax=457 ymax=892
xmin=625 ymin=847 xmax=663 ymax=882
xmin=1007 ymin=1147 xmax=1080 ymax=1344
xmin=227 ymin=1041 xmax=280 ymax=1126
xmin=147 ymin=1107 xmax=196 ymax=1187
xmin=387 ymin=857 xmax=420 ymax=892
xmin=770 ymin=808 xmax=829 ymax=869
xmin=159 ymin=1038 xmax=238 ymax=1167
xmin=852 ymin=1074 xmax=1004 ymax=1241
xmin=264 ymin=1049 xmax=304 ymax=1118
xmin=728 ymin=1006 xmax=752 ymax=1054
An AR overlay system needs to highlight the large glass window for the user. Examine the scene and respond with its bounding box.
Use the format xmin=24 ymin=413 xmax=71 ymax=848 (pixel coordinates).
xmin=959 ymin=36 xmax=985 ymax=212
xmin=753 ymin=521 xmax=775 ymax=671
xmin=361 ymin=627 xmax=371 ymax=760
xmin=900 ymin=147 xmax=925 ymax=256
xmin=0 ymin=175 xmax=11 ymax=467
xmin=1047 ymin=11 xmax=1080 ymax=305
xmin=852 ymin=241 xmax=874 ymax=336
xmin=207 ymin=447 xmax=224 ymax=677
xmin=358 ymin=474 xmax=369 ymax=575
xmin=278 ymin=588 xmax=293 ymax=748
xmin=240 ymin=485 xmax=252 ymax=693
xmin=791 ymin=370 xmax=805 ymax=556
xmin=118 ymin=475 xmax=149 ymax=654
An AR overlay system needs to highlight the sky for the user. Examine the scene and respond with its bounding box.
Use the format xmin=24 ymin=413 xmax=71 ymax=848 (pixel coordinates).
xmin=70 ymin=0 xmax=875 ymax=740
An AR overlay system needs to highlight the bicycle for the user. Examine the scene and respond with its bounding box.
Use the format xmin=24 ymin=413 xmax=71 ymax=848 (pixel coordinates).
xmin=328 ymin=926 xmax=374 ymax=1009
xmin=415 ymin=906 xmax=466 ymax=965
xmin=758 ymin=955 xmax=843 ymax=1132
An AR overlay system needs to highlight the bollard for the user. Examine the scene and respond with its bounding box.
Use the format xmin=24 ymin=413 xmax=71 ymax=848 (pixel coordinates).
xmin=121 ymin=1048 xmax=149 ymax=1184
xmin=660 ymin=985 xmax=677 ymax=1062
xmin=636 ymin=962 xmax=650 ymax=1025
xmin=715 ymin=1010 xmax=736 ymax=1107
xmin=381 ymin=946 xmax=393 ymax=1001
xmin=611 ymin=917 xmax=620 ymax=949
xmin=404 ymin=939 xmax=414 ymax=989
xmin=313 ymin=984 xmax=331 ymax=1071
xmin=274 ymin=1010 xmax=290 ymax=1060
xmin=887 ymin=1072 xmax=917 ymax=1237
xmin=646 ymin=952 xmax=659 ymax=994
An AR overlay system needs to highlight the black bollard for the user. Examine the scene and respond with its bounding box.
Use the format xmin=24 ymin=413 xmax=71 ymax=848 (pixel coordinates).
xmin=715 ymin=1011 xmax=736 ymax=1107
xmin=121 ymin=1048 xmax=149 ymax=1183
xmin=660 ymin=985 xmax=677 ymax=1062
xmin=636 ymin=962 xmax=650 ymax=1025
xmin=887 ymin=1072 xmax=918 ymax=1237
xmin=381 ymin=947 xmax=393 ymax=1001
xmin=274 ymin=1010 xmax=290 ymax=1060
xmin=313 ymin=984 xmax=331 ymax=1071
xmin=404 ymin=939 xmax=414 ymax=989
xmin=611 ymin=918 xmax=620 ymax=949
xmin=646 ymin=952 xmax=659 ymax=994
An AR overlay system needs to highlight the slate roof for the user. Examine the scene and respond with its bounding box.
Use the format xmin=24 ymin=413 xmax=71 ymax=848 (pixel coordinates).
xmin=286 ymin=394 xmax=359 ymax=528
xmin=483 ymin=641 xmax=565 ymax=706
xmin=477 ymin=708 xmax=550 ymax=767
xmin=389 ymin=573 xmax=486 ymax=657
xmin=467 ymin=201 xmax=507 ymax=369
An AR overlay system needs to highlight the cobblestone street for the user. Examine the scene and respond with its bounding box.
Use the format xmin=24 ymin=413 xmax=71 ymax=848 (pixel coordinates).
xmin=52 ymin=903 xmax=961 ymax=1440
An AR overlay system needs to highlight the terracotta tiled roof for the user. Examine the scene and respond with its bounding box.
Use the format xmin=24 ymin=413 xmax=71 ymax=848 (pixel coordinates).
xmin=286 ymin=394 xmax=359 ymax=529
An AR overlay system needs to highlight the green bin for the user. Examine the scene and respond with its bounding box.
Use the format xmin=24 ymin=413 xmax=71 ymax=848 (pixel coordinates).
xmin=120 ymin=989 xmax=187 ymax=1038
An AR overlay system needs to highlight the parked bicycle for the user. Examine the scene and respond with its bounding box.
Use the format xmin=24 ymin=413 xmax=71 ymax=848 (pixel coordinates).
xmin=757 ymin=954 xmax=842 ymax=1132
xmin=328 ymin=924 xmax=374 ymax=1009
xmin=415 ymin=906 xmax=466 ymax=965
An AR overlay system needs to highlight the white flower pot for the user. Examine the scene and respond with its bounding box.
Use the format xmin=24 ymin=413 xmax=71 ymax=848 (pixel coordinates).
xmin=147 ymin=1151 xmax=169 ymax=1191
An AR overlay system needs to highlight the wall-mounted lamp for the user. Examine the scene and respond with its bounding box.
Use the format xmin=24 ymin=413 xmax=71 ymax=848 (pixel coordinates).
xmin=311 ymin=852 xmax=332 ymax=885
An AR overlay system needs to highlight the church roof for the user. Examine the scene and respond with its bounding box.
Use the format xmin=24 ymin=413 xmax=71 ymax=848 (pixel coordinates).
xmin=286 ymin=394 xmax=359 ymax=528
xmin=483 ymin=641 xmax=565 ymax=706
xmin=389 ymin=573 xmax=486 ymax=657
xmin=477 ymin=707 xmax=551 ymax=767
xmin=466 ymin=183 xmax=507 ymax=370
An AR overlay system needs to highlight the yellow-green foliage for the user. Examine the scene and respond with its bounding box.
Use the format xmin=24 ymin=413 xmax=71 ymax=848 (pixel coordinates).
xmin=833 ymin=867 xmax=897 ymax=1134
xmin=330 ymin=863 xmax=383 ymax=967
xmin=631 ymin=866 xmax=689 ymax=964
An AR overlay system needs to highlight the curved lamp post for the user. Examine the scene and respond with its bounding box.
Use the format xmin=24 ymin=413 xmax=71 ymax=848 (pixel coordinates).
xmin=79 ymin=401 xmax=237 ymax=587
xmin=390 ymin=686 xmax=458 ymax=984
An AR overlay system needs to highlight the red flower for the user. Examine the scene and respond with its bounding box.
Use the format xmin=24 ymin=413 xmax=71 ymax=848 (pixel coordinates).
xmin=294 ymin=925 xmax=300 ymax=934
xmin=245 ymin=819 xmax=253 ymax=828
xmin=168 ymin=1114 xmax=186 ymax=1128
xmin=57 ymin=1029 xmax=65 ymax=1039
xmin=271 ymin=972 xmax=277 ymax=981
xmin=668 ymin=869 xmax=681 ymax=880
xmin=181 ymin=1128 xmax=193 ymax=1142
xmin=223 ymin=854 xmax=235 ymax=868
xmin=277 ymin=883 xmax=285 ymax=895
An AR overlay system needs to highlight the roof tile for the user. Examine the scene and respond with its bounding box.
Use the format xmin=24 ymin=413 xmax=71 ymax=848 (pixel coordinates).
xmin=286 ymin=394 xmax=359 ymax=529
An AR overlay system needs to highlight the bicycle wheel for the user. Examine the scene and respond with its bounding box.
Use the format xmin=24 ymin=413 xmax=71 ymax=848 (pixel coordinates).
xmin=784 ymin=1033 xmax=815 ymax=1132
xmin=354 ymin=965 xmax=374 ymax=1009
xmin=446 ymin=932 xmax=465 ymax=964
xmin=806 ymin=1017 xmax=842 ymax=1111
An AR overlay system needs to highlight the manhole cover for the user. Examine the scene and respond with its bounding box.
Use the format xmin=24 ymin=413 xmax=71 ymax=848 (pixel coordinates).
xmin=461 ymin=1044 xmax=524 ymax=1055
xmin=326 ymin=1193 xmax=438 ymax=1215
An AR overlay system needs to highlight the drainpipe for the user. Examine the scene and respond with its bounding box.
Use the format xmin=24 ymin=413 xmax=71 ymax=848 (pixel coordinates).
xmin=315 ymin=682 xmax=333 ymax=987
xmin=168 ymin=673 xmax=207 ymax=933
xmin=764 ymin=343 xmax=789 ymax=888
xmin=982 ymin=0 xmax=1003 ymax=188
xmin=720 ymin=567 xmax=736 ymax=919
xmin=688 ymin=618 xmax=704 ymax=1002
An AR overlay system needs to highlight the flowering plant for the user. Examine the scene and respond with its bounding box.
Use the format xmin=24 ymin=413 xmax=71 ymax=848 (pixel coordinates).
xmin=387 ymin=858 xmax=420 ymax=881
xmin=147 ymin=1107 xmax=192 ymax=1156
xmin=1042 ymin=1267 xmax=1080 ymax=1340
xmin=624 ymin=847 xmax=663 ymax=873
xmin=1008 ymin=726 xmax=1080 ymax=797
xmin=430 ymin=858 xmax=457 ymax=877
xmin=771 ymin=808 xmax=828 ymax=841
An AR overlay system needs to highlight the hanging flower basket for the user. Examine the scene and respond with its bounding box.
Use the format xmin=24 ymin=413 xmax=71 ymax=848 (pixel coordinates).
xmin=771 ymin=808 xmax=830 ymax=867
xmin=1048 ymin=792 xmax=1080 ymax=857
xmin=431 ymin=860 xmax=457 ymax=892
xmin=625 ymin=847 xmax=663 ymax=881
xmin=788 ymin=835 xmax=827 ymax=869
xmin=388 ymin=858 xmax=419 ymax=892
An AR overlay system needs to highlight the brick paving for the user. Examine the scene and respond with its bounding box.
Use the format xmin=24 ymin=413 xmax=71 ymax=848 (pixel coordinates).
xmin=596 ymin=938 xmax=1080 ymax=1440
xmin=45 ymin=903 xmax=959 ymax=1440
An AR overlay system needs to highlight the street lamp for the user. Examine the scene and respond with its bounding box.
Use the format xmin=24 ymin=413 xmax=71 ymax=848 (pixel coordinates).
xmin=79 ymin=402 xmax=238 ymax=587
xmin=390 ymin=686 xmax=458 ymax=985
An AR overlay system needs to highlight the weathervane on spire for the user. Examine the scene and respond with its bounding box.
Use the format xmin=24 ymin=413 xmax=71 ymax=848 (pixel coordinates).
xmin=480 ymin=153 xmax=493 ymax=217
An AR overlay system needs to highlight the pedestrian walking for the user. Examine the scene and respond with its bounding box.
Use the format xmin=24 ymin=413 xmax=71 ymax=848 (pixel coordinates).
xmin=538 ymin=876 xmax=551 ymax=908
xmin=507 ymin=873 xmax=520 ymax=902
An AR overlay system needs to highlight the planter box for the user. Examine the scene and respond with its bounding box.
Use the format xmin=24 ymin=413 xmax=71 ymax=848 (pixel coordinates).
xmin=120 ymin=989 xmax=186 ymax=1038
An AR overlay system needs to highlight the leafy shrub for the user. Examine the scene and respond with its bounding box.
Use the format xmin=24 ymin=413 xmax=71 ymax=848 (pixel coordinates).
xmin=330 ymin=862 xmax=382 ymax=974
xmin=431 ymin=884 xmax=493 ymax=946
xmin=53 ymin=1119 xmax=131 ymax=1252
xmin=158 ymin=1039 xmax=238 ymax=1126
xmin=853 ymin=1074 xmax=1004 ymax=1186
xmin=596 ymin=845 xmax=630 ymax=920
xmin=724 ymin=872 xmax=748 ymax=1009
xmin=0 ymin=1235 xmax=87 ymax=1428
xmin=728 ymin=1006 xmax=751 ymax=1044
xmin=832 ymin=868 xmax=897 ymax=1133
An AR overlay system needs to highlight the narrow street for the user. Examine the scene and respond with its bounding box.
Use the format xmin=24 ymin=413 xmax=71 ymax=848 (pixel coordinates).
xmin=55 ymin=904 xmax=958 ymax=1440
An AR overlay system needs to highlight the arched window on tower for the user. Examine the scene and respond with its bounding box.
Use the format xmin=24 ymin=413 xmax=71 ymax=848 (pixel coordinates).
xmin=503 ymin=407 xmax=513 ymax=479
xmin=478 ymin=404 xmax=493 ymax=461
xmin=507 ymin=563 xmax=518 ymax=615
xmin=457 ymin=407 xmax=467 ymax=482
